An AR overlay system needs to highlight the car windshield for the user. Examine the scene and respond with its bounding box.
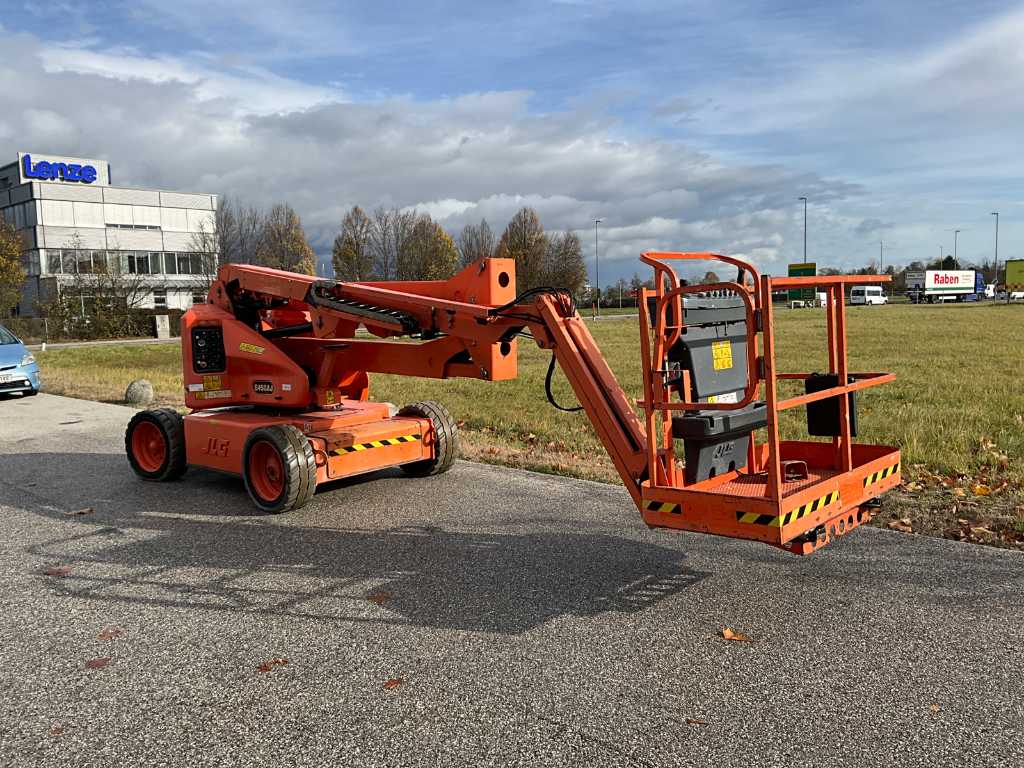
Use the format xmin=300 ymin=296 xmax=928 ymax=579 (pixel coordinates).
xmin=0 ymin=326 xmax=19 ymax=345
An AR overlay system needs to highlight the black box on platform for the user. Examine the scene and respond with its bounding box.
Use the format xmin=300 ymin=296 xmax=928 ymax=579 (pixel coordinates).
xmin=805 ymin=373 xmax=857 ymax=437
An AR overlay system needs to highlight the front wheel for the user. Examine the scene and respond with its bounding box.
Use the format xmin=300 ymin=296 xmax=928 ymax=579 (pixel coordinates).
xmin=398 ymin=401 xmax=458 ymax=477
xmin=242 ymin=425 xmax=317 ymax=513
xmin=126 ymin=408 xmax=187 ymax=481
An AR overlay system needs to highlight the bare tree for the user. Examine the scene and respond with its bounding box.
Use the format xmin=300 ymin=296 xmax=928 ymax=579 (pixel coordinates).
xmin=332 ymin=206 xmax=375 ymax=281
xmin=543 ymin=231 xmax=587 ymax=296
xmin=457 ymin=219 xmax=495 ymax=267
xmin=497 ymin=208 xmax=548 ymax=291
xmin=40 ymin=233 xmax=153 ymax=336
xmin=369 ymin=207 xmax=416 ymax=280
xmin=256 ymin=204 xmax=316 ymax=275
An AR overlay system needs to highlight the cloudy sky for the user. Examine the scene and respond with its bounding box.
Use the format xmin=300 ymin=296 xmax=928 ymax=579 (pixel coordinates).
xmin=1 ymin=1 xmax=1021 ymax=282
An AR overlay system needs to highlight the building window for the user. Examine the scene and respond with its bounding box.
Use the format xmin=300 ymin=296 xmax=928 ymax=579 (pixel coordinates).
xmin=153 ymin=289 xmax=168 ymax=310
xmin=148 ymin=252 xmax=163 ymax=275
xmin=192 ymin=290 xmax=206 ymax=305
xmin=128 ymin=252 xmax=149 ymax=274
xmin=191 ymin=253 xmax=211 ymax=275
xmin=164 ymin=252 xmax=177 ymax=275
xmin=77 ymin=250 xmax=94 ymax=274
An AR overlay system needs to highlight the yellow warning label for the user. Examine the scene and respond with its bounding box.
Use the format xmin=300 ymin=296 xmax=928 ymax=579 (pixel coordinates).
xmin=324 ymin=389 xmax=335 ymax=404
xmin=239 ymin=342 xmax=265 ymax=355
xmin=711 ymin=340 xmax=733 ymax=371
xmin=203 ymin=375 xmax=221 ymax=390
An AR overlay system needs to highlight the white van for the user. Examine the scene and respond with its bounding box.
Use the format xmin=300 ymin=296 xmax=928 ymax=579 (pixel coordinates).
xmin=850 ymin=286 xmax=887 ymax=305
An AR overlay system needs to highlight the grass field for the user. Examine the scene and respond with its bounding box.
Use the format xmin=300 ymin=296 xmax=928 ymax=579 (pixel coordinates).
xmin=33 ymin=302 xmax=1024 ymax=545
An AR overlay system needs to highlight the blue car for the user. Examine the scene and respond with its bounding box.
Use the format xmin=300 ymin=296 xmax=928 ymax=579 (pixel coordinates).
xmin=0 ymin=323 xmax=40 ymax=397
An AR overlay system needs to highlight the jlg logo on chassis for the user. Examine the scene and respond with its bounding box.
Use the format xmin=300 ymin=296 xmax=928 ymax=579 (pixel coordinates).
xmin=202 ymin=438 xmax=231 ymax=457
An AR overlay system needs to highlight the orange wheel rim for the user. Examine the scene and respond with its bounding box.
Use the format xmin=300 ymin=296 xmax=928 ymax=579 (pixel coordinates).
xmin=249 ymin=441 xmax=284 ymax=502
xmin=132 ymin=421 xmax=167 ymax=473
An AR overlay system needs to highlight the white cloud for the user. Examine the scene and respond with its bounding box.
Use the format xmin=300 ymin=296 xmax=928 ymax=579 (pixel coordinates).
xmin=0 ymin=30 xmax=859 ymax=279
xmin=40 ymin=45 xmax=345 ymax=116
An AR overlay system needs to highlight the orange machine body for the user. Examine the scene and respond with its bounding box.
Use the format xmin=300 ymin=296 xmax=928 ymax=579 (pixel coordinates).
xmin=177 ymin=258 xmax=518 ymax=488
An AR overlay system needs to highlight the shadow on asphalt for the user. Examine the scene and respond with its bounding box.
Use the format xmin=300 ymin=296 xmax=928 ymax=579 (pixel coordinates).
xmin=2 ymin=452 xmax=708 ymax=634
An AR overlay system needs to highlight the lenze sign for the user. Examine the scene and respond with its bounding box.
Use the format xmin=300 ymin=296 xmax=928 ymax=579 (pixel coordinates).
xmin=17 ymin=152 xmax=109 ymax=186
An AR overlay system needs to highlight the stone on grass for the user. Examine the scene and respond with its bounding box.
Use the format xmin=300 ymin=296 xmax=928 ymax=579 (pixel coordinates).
xmin=124 ymin=379 xmax=154 ymax=405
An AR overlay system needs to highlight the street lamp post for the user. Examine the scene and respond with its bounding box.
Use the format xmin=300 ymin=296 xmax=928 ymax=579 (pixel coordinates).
xmin=954 ymin=229 xmax=960 ymax=263
xmin=991 ymin=212 xmax=999 ymax=286
xmin=799 ymin=197 xmax=808 ymax=263
xmin=594 ymin=218 xmax=602 ymax=317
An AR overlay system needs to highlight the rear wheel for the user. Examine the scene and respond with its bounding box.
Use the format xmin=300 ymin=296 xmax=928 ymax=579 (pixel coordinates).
xmin=242 ymin=425 xmax=317 ymax=513
xmin=398 ymin=400 xmax=458 ymax=477
xmin=126 ymin=408 xmax=187 ymax=481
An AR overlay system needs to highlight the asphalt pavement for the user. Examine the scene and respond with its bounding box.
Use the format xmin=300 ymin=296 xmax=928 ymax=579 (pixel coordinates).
xmin=1 ymin=394 xmax=1022 ymax=768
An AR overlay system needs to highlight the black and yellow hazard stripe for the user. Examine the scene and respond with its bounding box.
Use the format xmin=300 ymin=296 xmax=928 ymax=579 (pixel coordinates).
xmin=331 ymin=433 xmax=420 ymax=456
xmin=735 ymin=489 xmax=840 ymax=527
xmin=643 ymin=499 xmax=682 ymax=514
xmin=863 ymin=461 xmax=900 ymax=487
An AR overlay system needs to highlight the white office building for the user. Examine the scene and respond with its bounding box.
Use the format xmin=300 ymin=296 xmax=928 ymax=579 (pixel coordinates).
xmin=0 ymin=151 xmax=218 ymax=316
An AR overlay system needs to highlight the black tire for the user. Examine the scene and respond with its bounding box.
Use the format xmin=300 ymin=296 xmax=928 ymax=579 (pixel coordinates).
xmin=242 ymin=424 xmax=317 ymax=513
xmin=398 ymin=400 xmax=458 ymax=477
xmin=125 ymin=408 xmax=187 ymax=481
xmin=24 ymin=388 xmax=38 ymax=397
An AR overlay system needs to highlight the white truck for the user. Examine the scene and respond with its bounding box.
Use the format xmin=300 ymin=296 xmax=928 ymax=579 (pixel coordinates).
xmin=905 ymin=270 xmax=979 ymax=303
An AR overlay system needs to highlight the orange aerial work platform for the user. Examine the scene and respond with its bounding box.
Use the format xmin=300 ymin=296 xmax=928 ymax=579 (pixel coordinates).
xmin=125 ymin=251 xmax=899 ymax=555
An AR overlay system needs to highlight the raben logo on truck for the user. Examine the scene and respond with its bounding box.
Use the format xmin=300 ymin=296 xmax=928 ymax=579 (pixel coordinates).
xmin=21 ymin=154 xmax=98 ymax=184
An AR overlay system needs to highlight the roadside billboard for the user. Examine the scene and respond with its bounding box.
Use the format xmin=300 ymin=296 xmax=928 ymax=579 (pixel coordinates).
xmin=788 ymin=263 xmax=816 ymax=302
xmin=1006 ymin=259 xmax=1024 ymax=292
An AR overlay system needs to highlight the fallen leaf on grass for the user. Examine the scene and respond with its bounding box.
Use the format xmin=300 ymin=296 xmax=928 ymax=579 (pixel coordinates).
xmin=929 ymin=704 xmax=941 ymax=714
xmin=971 ymin=484 xmax=991 ymax=497
xmin=383 ymin=678 xmax=403 ymax=690
xmin=84 ymin=657 xmax=110 ymax=670
xmin=887 ymin=518 xmax=913 ymax=533
xmin=952 ymin=488 xmax=966 ymax=498
xmin=98 ymin=626 xmax=124 ymax=641
xmin=969 ymin=527 xmax=994 ymax=538
xmin=43 ymin=566 xmax=72 ymax=577
xmin=685 ymin=718 xmax=708 ymax=726
xmin=721 ymin=627 xmax=751 ymax=642
xmin=257 ymin=657 xmax=289 ymax=673
xmin=367 ymin=591 xmax=393 ymax=605
xmin=63 ymin=507 xmax=94 ymax=516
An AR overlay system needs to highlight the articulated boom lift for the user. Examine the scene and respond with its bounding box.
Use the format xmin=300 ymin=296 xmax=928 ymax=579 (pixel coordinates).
xmin=126 ymin=252 xmax=900 ymax=555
